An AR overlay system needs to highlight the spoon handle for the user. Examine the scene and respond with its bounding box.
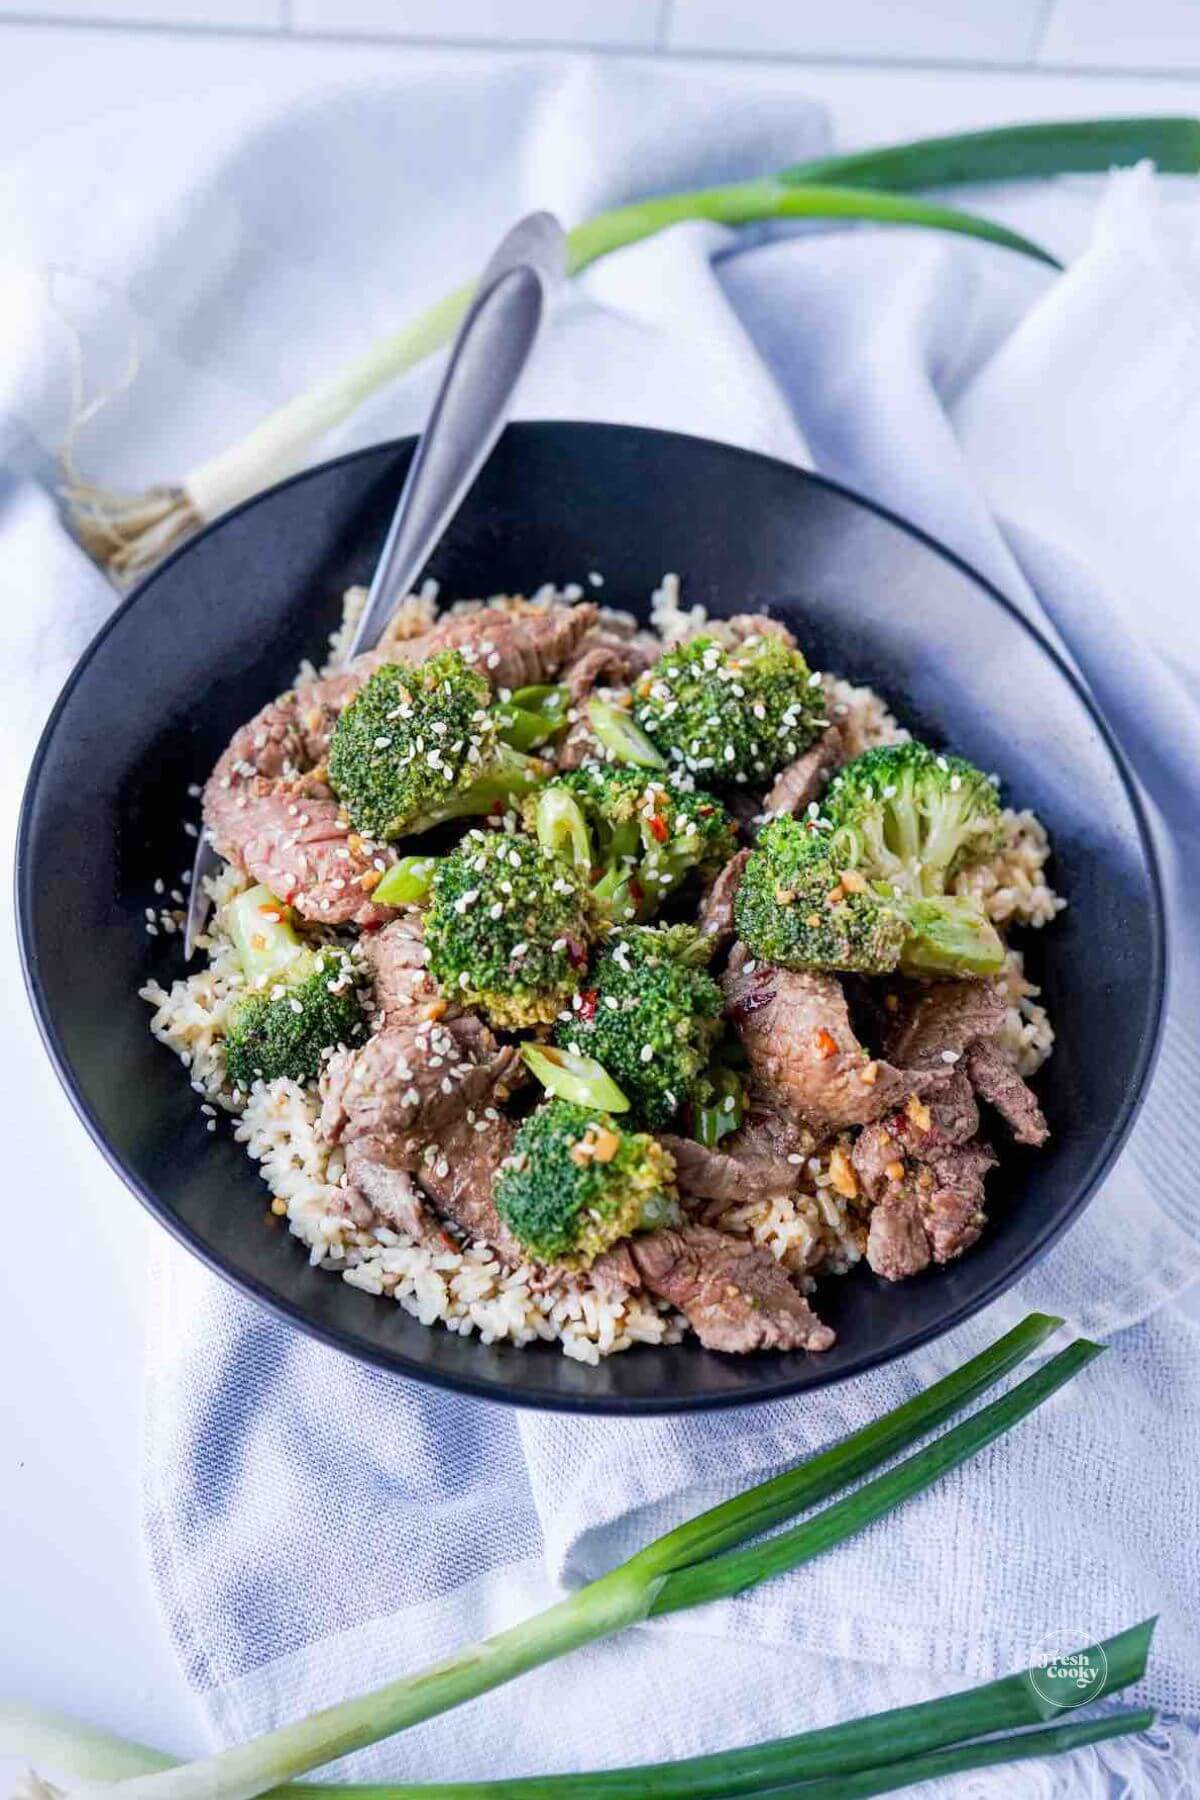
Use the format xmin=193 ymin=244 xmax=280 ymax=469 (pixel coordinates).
xmin=346 ymin=211 xmax=565 ymax=661
xmin=185 ymin=213 xmax=564 ymax=956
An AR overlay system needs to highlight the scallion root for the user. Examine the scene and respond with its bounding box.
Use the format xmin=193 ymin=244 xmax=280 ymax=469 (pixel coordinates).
xmin=59 ymin=480 xmax=199 ymax=586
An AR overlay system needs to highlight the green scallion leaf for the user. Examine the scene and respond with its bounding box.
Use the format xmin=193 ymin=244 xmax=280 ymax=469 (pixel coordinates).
xmin=586 ymin=698 xmax=667 ymax=769
xmin=785 ymin=116 xmax=1200 ymax=191
xmin=373 ymin=856 xmax=438 ymax=907
xmin=44 ymin=1320 xmax=1093 ymax=1800
xmin=520 ymin=1043 xmax=631 ymax=1113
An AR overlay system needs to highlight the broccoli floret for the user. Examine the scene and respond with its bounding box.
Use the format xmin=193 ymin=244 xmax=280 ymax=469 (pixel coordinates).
xmin=529 ymin=763 xmax=735 ymax=925
xmin=633 ymin=633 xmax=826 ymax=785
xmin=555 ymin=925 xmax=724 ymax=1128
xmin=493 ymin=1099 xmax=680 ymax=1269
xmin=327 ymin=651 xmax=544 ymax=840
xmin=821 ymin=740 xmax=1003 ymax=897
xmin=224 ymin=948 xmax=366 ymax=1089
xmin=735 ymin=817 xmax=1004 ymax=979
xmin=423 ymin=828 xmax=595 ymax=1028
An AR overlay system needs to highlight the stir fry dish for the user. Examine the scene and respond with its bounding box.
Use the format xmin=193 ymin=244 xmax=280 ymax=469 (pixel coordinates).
xmin=144 ymin=579 xmax=1062 ymax=1363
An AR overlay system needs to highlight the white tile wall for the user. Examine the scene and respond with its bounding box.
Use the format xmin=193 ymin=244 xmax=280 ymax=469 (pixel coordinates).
xmin=1039 ymin=0 xmax=1200 ymax=69
xmin=668 ymin=0 xmax=1045 ymax=65
xmin=2 ymin=0 xmax=1200 ymax=74
xmin=0 ymin=0 xmax=282 ymax=21
xmin=291 ymin=0 xmax=661 ymax=48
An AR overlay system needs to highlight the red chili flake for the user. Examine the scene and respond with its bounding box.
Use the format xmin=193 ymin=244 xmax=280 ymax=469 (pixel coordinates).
xmin=578 ymin=987 xmax=599 ymax=1022
xmin=629 ymin=879 xmax=645 ymax=909
xmin=647 ymin=813 xmax=669 ymax=844
xmin=813 ymin=1028 xmax=838 ymax=1060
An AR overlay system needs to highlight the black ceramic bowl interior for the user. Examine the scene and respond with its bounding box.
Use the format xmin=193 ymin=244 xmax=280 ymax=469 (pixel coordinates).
xmin=18 ymin=424 xmax=1163 ymax=1412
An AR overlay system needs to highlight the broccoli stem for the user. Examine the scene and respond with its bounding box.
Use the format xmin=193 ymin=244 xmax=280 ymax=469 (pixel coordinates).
xmin=226 ymin=884 xmax=304 ymax=985
xmin=405 ymin=745 xmax=546 ymax=835
xmin=887 ymin=894 xmax=1006 ymax=978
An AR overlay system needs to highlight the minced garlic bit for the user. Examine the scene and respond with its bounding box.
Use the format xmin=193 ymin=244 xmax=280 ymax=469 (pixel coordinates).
xmin=906 ymin=1095 xmax=932 ymax=1132
xmin=828 ymin=1146 xmax=858 ymax=1200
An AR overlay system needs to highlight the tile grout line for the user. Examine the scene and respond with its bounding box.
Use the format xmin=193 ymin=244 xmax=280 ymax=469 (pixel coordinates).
xmin=0 ymin=11 xmax=1198 ymax=80
xmin=1026 ymin=0 xmax=1060 ymax=64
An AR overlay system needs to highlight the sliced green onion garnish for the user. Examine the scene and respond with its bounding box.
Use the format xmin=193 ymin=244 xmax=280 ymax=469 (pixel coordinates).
xmin=587 ymin=698 xmax=666 ymax=769
xmin=511 ymin=683 xmax=569 ymax=716
xmin=495 ymin=685 xmax=570 ymax=752
xmin=693 ymin=1066 xmax=745 ymax=1148
xmin=373 ymin=856 xmax=438 ymax=907
xmin=521 ymin=1043 xmax=630 ymax=1113
xmin=535 ymin=785 xmax=594 ymax=875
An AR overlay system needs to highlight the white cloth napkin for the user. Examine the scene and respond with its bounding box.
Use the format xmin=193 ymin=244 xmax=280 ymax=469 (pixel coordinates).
xmin=5 ymin=53 xmax=1200 ymax=1797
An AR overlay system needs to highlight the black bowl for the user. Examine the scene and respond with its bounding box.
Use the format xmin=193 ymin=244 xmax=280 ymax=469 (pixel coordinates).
xmin=17 ymin=424 xmax=1164 ymax=1412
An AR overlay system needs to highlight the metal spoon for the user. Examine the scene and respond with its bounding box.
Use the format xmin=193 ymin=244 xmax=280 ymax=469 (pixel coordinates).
xmin=184 ymin=211 xmax=566 ymax=956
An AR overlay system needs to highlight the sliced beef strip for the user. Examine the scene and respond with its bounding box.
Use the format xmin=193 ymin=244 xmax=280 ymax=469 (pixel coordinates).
xmin=627 ymin=1224 xmax=835 ymax=1353
xmin=207 ymin=647 xmax=414 ymax=794
xmin=421 ymin=601 xmax=598 ymax=691
xmin=658 ymin=1133 xmax=803 ymax=1218
xmin=320 ymin=1018 xmax=525 ymax=1256
xmin=885 ymin=980 xmax=1048 ymax=1146
xmin=921 ymin=1142 xmax=996 ymax=1263
xmin=320 ymin=1018 xmax=520 ymax=1169
xmin=851 ymin=1118 xmax=907 ymax=1205
xmin=866 ymin=1189 xmax=933 ymax=1282
xmin=415 ymin=1113 xmax=524 ymax=1262
xmin=760 ymin=724 xmax=845 ymax=822
xmin=884 ymin=980 xmax=1007 ymax=1067
xmin=732 ymin=1102 xmax=814 ymax=1164
xmin=363 ymin=914 xmax=458 ymax=1028
xmin=204 ymin=603 xmax=595 ymax=889
xmin=863 ymin=1136 xmax=995 ymax=1280
xmin=206 ymin=778 xmax=396 ymax=928
xmin=341 ymin=1153 xmax=432 ymax=1240
xmin=965 ymin=1041 xmax=1050 ymax=1147
xmin=697 ymin=849 xmax=749 ymax=947
xmin=723 ymin=945 xmax=947 ymax=1133
xmin=562 ymin=637 xmax=655 ymax=702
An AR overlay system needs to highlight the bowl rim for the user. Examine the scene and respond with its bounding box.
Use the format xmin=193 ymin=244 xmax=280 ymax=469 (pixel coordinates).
xmin=16 ymin=421 xmax=1168 ymax=1413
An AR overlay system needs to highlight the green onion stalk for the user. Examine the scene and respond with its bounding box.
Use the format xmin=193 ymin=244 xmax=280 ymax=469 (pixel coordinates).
xmin=65 ymin=118 xmax=1200 ymax=585
xmin=4 ymin=1622 xmax=1156 ymax=1800
xmin=7 ymin=1318 xmax=1110 ymax=1800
